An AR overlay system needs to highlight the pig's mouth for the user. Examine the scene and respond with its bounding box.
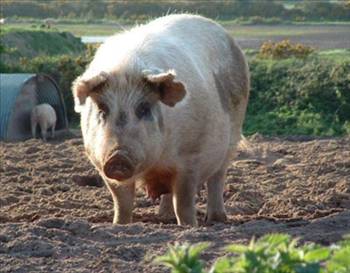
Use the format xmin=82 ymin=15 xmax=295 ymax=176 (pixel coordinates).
xmin=103 ymin=151 xmax=135 ymax=181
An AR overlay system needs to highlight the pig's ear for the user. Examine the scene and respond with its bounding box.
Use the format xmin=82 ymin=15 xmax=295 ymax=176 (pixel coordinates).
xmin=143 ymin=69 xmax=186 ymax=107
xmin=72 ymin=72 xmax=108 ymax=113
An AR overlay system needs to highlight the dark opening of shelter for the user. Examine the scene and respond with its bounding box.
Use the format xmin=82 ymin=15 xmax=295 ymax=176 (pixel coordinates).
xmin=0 ymin=73 xmax=68 ymax=141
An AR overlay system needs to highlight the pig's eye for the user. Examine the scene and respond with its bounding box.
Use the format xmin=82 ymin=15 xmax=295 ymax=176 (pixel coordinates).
xmin=97 ymin=102 xmax=109 ymax=122
xmin=135 ymin=102 xmax=152 ymax=120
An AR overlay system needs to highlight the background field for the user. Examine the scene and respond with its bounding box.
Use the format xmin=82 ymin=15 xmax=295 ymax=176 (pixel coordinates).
xmin=2 ymin=23 xmax=350 ymax=136
xmin=3 ymin=22 xmax=350 ymax=50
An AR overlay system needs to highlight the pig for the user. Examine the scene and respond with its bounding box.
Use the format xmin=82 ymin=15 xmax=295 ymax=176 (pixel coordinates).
xmin=31 ymin=103 xmax=57 ymax=141
xmin=72 ymin=14 xmax=249 ymax=226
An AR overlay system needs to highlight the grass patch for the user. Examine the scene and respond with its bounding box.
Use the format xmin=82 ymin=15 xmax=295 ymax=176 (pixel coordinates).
xmin=223 ymin=24 xmax=350 ymax=38
xmin=3 ymin=22 xmax=350 ymax=38
xmin=156 ymin=233 xmax=350 ymax=273
xmin=0 ymin=28 xmax=86 ymax=66
xmin=1 ymin=23 xmax=126 ymax=37
xmin=318 ymin=49 xmax=350 ymax=62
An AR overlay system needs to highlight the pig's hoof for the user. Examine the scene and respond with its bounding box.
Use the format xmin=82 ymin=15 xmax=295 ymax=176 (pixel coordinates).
xmin=205 ymin=211 xmax=227 ymax=224
xmin=176 ymin=216 xmax=198 ymax=227
xmin=113 ymin=216 xmax=133 ymax=225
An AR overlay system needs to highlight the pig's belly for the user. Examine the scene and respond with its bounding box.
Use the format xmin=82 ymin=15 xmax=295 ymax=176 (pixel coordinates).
xmin=143 ymin=167 xmax=177 ymax=200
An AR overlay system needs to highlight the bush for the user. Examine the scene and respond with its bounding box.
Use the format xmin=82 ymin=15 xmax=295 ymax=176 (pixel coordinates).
xmin=246 ymin=57 xmax=350 ymax=136
xmin=232 ymin=16 xmax=283 ymax=25
xmin=156 ymin=233 xmax=350 ymax=273
xmin=296 ymin=1 xmax=350 ymax=21
xmin=259 ymin=40 xmax=314 ymax=59
xmin=0 ymin=29 xmax=86 ymax=66
xmin=1 ymin=43 xmax=349 ymax=136
xmin=2 ymin=0 xmax=350 ymax=22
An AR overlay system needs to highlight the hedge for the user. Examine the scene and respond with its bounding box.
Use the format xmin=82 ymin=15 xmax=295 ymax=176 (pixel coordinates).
xmin=1 ymin=50 xmax=349 ymax=136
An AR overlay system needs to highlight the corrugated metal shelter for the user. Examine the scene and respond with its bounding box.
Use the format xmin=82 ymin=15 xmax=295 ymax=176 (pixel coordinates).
xmin=0 ymin=73 xmax=68 ymax=141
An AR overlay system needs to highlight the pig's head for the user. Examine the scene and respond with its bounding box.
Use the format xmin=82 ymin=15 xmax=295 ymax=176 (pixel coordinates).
xmin=72 ymin=69 xmax=186 ymax=182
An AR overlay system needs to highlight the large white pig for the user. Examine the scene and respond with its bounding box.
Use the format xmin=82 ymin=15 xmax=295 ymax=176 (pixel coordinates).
xmin=72 ymin=14 xmax=249 ymax=226
xmin=31 ymin=103 xmax=57 ymax=141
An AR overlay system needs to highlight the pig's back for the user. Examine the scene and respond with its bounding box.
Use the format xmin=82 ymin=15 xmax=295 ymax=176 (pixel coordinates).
xmin=33 ymin=104 xmax=57 ymax=125
xmin=94 ymin=14 xmax=248 ymax=99
xmin=142 ymin=14 xmax=249 ymax=108
xmin=142 ymin=15 xmax=248 ymax=124
xmin=142 ymin=15 xmax=235 ymax=78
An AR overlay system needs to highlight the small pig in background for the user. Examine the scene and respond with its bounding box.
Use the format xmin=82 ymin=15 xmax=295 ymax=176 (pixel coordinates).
xmin=31 ymin=103 xmax=57 ymax=141
xmin=72 ymin=14 xmax=249 ymax=226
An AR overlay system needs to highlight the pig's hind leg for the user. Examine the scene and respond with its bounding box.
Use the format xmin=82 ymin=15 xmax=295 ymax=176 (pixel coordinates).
xmin=205 ymin=167 xmax=228 ymax=224
xmin=40 ymin=124 xmax=48 ymax=141
xmin=172 ymin=171 xmax=199 ymax=226
xmin=51 ymin=123 xmax=56 ymax=138
xmin=31 ymin=120 xmax=37 ymax=139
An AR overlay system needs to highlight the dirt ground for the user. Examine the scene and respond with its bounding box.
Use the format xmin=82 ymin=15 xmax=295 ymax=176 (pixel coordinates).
xmin=0 ymin=133 xmax=349 ymax=273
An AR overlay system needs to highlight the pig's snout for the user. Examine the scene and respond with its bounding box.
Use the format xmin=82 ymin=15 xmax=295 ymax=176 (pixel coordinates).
xmin=103 ymin=151 xmax=135 ymax=181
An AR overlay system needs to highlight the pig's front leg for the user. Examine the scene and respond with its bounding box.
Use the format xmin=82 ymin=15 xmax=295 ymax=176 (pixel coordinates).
xmin=172 ymin=171 xmax=198 ymax=226
xmin=105 ymin=181 xmax=135 ymax=224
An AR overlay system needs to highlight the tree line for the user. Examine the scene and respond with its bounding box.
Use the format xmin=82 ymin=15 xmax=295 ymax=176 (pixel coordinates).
xmin=2 ymin=0 xmax=350 ymax=22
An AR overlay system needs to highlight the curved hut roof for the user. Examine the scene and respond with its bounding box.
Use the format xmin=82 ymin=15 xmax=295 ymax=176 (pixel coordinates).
xmin=0 ymin=73 xmax=68 ymax=141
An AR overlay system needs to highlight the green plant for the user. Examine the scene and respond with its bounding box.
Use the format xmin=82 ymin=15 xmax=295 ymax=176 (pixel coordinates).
xmin=259 ymin=40 xmax=314 ymax=59
xmin=156 ymin=234 xmax=350 ymax=273
xmin=155 ymin=242 xmax=209 ymax=273
xmin=2 ymin=0 xmax=350 ymax=22
xmin=245 ymin=57 xmax=350 ymax=136
xmin=326 ymin=235 xmax=350 ymax=273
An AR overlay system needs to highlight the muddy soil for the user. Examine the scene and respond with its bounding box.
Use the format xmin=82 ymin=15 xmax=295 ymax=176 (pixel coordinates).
xmin=0 ymin=134 xmax=349 ymax=272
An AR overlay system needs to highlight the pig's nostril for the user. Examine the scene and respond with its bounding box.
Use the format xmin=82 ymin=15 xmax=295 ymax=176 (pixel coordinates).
xmin=103 ymin=154 xmax=135 ymax=181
